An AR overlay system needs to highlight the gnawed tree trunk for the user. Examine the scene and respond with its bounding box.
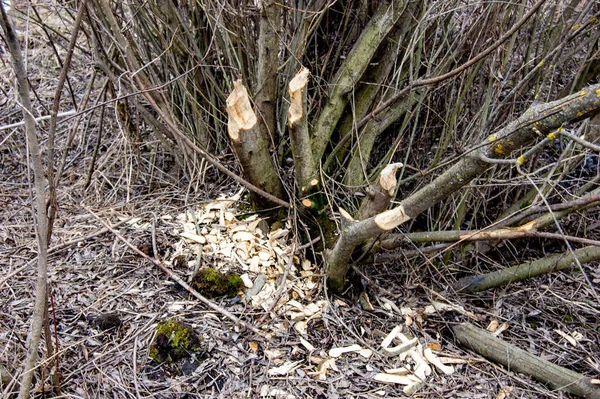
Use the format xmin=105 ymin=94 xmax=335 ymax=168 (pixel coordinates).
xmin=226 ymin=80 xmax=285 ymax=209
xmin=288 ymin=67 xmax=318 ymax=202
xmin=326 ymin=83 xmax=600 ymax=293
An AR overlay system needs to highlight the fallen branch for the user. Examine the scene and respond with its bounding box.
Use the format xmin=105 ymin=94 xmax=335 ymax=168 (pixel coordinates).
xmin=454 ymin=246 xmax=600 ymax=293
xmin=85 ymin=207 xmax=262 ymax=335
xmin=0 ymin=110 xmax=76 ymax=132
xmin=454 ymin=323 xmax=600 ymax=399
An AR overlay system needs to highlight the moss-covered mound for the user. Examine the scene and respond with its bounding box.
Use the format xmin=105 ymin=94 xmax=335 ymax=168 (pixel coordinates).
xmin=190 ymin=267 xmax=243 ymax=299
xmin=149 ymin=319 xmax=203 ymax=363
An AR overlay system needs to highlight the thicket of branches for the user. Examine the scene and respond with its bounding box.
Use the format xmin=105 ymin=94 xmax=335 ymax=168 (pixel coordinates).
xmin=81 ymin=0 xmax=600 ymax=288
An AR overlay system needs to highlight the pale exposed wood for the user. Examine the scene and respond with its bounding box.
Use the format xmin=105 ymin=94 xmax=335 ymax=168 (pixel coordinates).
xmin=288 ymin=67 xmax=317 ymax=194
xmin=357 ymin=162 xmax=403 ymax=220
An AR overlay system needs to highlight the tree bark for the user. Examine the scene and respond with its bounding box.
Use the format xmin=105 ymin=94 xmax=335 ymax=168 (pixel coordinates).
xmin=288 ymin=67 xmax=318 ymax=197
xmin=255 ymin=0 xmax=281 ymax=143
xmin=357 ymin=163 xmax=403 ymax=220
xmin=326 ymin=83 xmax=600 ymax=292
xmin=311 ymin=0 xmax=409 ymax=162
xmin=340 ymin=1 xmax=424 ymax=184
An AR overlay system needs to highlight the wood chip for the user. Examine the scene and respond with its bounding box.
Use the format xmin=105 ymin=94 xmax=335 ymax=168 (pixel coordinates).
xmin=268 ymin=361 xmax=302 ymax=376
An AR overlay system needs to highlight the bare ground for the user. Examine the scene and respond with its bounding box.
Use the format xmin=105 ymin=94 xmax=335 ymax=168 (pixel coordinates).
xmin=1 ymin=3 xmax=599 ymax=399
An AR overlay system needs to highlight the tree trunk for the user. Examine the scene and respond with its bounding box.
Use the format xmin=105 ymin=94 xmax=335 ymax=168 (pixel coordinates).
xmin=226 ymin=80 xmax=285 ymax=209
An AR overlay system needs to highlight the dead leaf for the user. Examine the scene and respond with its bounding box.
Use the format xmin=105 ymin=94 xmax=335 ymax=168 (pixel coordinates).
xmin=488 ymin=319 xmax=499 ymax=332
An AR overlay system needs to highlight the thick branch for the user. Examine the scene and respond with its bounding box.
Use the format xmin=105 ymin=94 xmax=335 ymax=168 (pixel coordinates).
xmin=454 ymin=323 xmax=600 ymax=399
xmin=326 ymin=83 xmax=600 ymax=292
xmin=454 ymin=246 xmax=600 ymax=293
xmin=255 ymin=0 xmax=280 ymax=143
xmin=311 ymin=0 xmax=407 ymax=161
xmin=227 ymin=80 xmax=285 ymax=208
xmin=288 ymin=67 xmax=317 ymax=194
xmin=382 ymin=191 xmax=600 ymax=247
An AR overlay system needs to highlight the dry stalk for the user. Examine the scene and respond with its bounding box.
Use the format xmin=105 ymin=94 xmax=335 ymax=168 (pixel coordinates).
xmin=1 ymin=4 xmax=50 ymax=398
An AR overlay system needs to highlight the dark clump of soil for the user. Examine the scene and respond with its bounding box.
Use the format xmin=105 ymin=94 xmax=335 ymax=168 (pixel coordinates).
xmin=190 ymin=267 xmax=243 ymax=299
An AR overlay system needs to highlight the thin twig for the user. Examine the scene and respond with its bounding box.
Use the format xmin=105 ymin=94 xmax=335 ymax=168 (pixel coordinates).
xmin=0 ymin=110 xmax=76 ymax=131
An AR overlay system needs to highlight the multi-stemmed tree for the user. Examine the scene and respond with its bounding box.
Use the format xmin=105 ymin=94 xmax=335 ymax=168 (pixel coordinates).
xmin=3 ymin=1 xmax=600 ymax=395
xmin=83 ymin=0 xmax=600 ymax=290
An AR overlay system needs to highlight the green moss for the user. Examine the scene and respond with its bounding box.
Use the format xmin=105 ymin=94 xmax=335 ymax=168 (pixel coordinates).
xmin=149 ymin=319 xmax=203 ymax=363
xmin=224 ymin=272 xmax=243 ymax=291
xmin=191 ymin=268 xmax=243 ymax=298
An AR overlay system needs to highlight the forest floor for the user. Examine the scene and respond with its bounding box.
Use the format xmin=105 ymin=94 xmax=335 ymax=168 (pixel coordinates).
xmin=1 ymin=4 xmax=599 ymax=399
